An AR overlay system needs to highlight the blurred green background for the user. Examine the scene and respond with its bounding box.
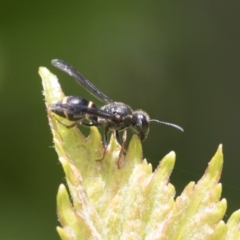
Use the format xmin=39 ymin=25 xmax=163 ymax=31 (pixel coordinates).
xmin=1 ymin=1 xmax=240 ymax=239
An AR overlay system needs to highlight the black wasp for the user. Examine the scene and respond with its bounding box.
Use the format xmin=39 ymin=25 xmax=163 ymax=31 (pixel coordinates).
xmin=50 ymin=59 xmax=183 ymax=149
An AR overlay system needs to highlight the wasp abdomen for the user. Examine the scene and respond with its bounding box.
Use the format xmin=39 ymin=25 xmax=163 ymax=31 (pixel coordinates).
xmin=50 ymin=96 xmax=97 ymax=121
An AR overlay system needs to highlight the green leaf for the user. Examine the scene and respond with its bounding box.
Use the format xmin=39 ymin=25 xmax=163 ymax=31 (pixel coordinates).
xmin=39 ymin=67 xmax=240 ymax=240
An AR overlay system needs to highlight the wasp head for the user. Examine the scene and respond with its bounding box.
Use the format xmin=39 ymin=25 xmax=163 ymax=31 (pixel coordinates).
xmin=131 ymin=111 xmax=150 ymax=142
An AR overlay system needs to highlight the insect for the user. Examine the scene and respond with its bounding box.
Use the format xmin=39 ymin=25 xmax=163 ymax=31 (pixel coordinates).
xmin=50 ymin=59 xmax=183 ymax=149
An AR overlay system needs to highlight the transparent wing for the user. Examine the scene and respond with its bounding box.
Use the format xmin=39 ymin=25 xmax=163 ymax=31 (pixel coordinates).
xmin=51 ymin=59 xmax=114 ymax=103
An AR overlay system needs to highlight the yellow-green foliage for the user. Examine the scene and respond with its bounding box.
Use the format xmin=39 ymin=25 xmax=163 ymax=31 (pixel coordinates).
xmin=39 ymin=67 xmax=240 ymax=240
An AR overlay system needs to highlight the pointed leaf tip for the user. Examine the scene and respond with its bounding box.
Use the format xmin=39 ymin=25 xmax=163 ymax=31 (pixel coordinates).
xmin=166 ymin=151 xmax=176 ymax=158
xmin=125 ymin=134 xmax=143 ymax=165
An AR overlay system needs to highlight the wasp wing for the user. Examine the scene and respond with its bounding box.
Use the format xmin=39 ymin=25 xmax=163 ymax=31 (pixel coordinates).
xmin=51 ymin=59 xmax=114 ymax=104
xmin=57 ymin=103 xmax=117 ymax=120
xmin=80 ymin=106 xmax=117 ymax=119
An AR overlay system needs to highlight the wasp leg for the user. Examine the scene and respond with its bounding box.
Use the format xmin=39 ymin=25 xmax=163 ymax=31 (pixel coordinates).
xmin=103 ymin=127 xmax=110 ymax=148
xmin=115 ymin=130 xmax=122 ymax=146
xmin=65 ymin=122 xmax=78 ymax=128
xmin=96 ymin=127 xmax=110 ymax=162
xmin=116 ymin=130 xmax=127 ymax=155
xmin=117 ymin=130 xmax=127 ymax=168
xmin=55 ymin=118 xmax=78 ymax=128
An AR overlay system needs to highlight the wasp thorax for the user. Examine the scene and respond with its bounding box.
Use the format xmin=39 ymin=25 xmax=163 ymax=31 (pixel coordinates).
xmin=98 ymin=102 xmax=133 ymax=130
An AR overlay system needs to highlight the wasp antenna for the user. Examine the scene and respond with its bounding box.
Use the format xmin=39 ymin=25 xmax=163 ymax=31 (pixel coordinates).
xmin=149 ymin=119 xmax=184 ymax=132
